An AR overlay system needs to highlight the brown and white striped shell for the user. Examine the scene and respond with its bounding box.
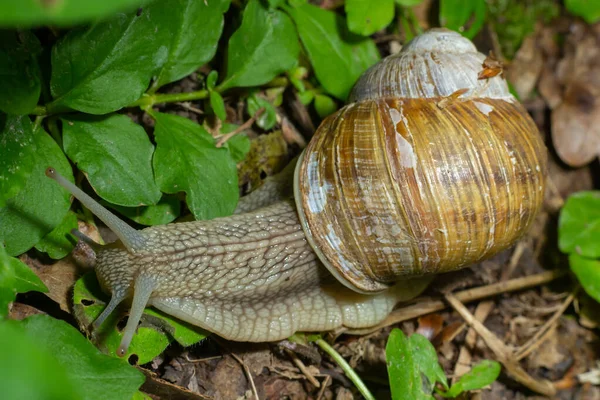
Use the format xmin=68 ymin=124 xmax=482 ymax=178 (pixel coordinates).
xmin=294 ymin=29 xmax=547 ymax=294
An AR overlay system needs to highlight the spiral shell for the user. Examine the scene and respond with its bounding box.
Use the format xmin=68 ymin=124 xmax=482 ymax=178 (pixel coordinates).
xmin=294 ymin=29 xmax=547 ymax=293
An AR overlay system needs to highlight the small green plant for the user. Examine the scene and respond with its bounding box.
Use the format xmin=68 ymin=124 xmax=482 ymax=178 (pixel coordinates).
xmin=558 ymin=191 xmax=600 ymax=303
xmin=386 ymin=329 xmax=501 ymax=399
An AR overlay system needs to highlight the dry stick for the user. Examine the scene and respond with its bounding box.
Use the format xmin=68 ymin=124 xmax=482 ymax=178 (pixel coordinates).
xmin=347 ymin=270 xmax=565 ymax=335
xmin=454 ymin=245 xmax=525 ymax=376
xmin=316 ymin=375 xmax=331 ymax=400
xmin=514 ymin=289 xmax=577 ymax=361
xmin=283 ymin=348 xmax=320 ymax=388
xmin=215 ymin=108 xmax=265 ymax=147
xmin=444 ymin=293 xmax=556 ymax=397
xmin=452 ymin=301 xmax=495 ymax=381
xmin=453 ymin=242 xmax=528 ymax=381
xmin=178 ymin=102 xmax=205 ymax=115
xmin=230 ymin=352 xmax=260 ymax=400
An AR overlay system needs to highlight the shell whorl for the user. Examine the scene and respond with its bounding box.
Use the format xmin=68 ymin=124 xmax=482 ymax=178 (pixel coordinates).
xmin=295 ymin=29 xmax=547 ymax=294
xmin=349 ymin=29 xmax=513 ymax=102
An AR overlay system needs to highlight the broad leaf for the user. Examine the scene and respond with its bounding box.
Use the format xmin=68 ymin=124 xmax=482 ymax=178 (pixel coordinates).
xmin=395 ymin=0 xmax=424 ymax=5
xmin=565 ymin=0 xmax=600 ymax=24
xmin=222 ymin=125 xmax=251 ymax=163
xmin=569 ymin=254 xmax=600 ymax=303
xmin=442 ymin=360 xmax=501 ymax=397
xmin=152 ymin=0 xmax=231 ymax=89
xmin=314 ymin=94 xmax=337 ymax=118
xmin=285 ymin=3 xmax=380 ymax=100
xmin=151 ymin=111 xmax=238 ymax=220
xmin=19 ymin=315 xmax=146 ymax=399
xmin=62 ymin=114 xmax=161 ymax=206
xmin=73 ymin=273 xmax=207 ymax=364
xmin=0 ymin=30 xmax=41 ymax=114
xmin=0 ymin=0 xmax=149 ymax=27
xmin=107 ymin=195 xmax=180 ymax=226
xmin=220 ymin=0 xmax=299 ymax=90
xmin=386 ymin=329 xmax=446 ymax=400
xmin=0 ymin=125 xmax=72 ymax=255
xmin=345 ymin=0 xmax=395 ymax=36
xmin=439 ymin=0 xmax=486 ymax=39
xmin=49 ymin=1 xmax=174 ymax=114
xmin=558 ymin=191 xmax=600 ymax=258
xmin=410 ymin=334 xmax=448 ymax=392
xmin=0 ymin=320 xmax=77 ymax=400
xmin=0 ymin=246 xmax=48 ymax=318
xmin=386 ymin=329 xmax=432 ymax=400
xmin=210 ymin=90 xmax=227 ymax=121
xmin=34 ymin=211 xmax=78 ymax=259
xmin=0 ymin=115 xmax=36 ymax=207
xmin=247 ymin=93 xmax=277 ymax=130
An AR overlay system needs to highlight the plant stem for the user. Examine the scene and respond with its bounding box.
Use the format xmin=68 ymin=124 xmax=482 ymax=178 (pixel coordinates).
xmin=32 ymin=105 xmax=47 ymax=116
xmin=314 ymin=338 xmax=375 ymax=400
xmin=127 ymin=90 xmax=210 ymax=108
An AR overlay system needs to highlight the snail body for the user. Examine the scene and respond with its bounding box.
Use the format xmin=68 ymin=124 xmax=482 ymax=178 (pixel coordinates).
xmin=47 ymin=29 xmax=547 ymax=356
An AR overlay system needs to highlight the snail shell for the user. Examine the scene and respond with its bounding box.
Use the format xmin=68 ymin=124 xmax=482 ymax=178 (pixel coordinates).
xmin=295 ymin=29 xmax=547 ymax=293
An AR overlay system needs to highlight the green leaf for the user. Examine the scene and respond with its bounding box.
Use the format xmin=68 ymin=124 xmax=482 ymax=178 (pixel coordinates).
xmin=206 ymin=70 xmax=219 ymax=90
xmin=285 ymin=3 xmax=380 ymax=100
xmin=565 ymin=0 xmax=600 ymax=24
xmin=0 ymin=30 xmax=41 ymax=114
xmin=297 ymin=90 xmax=315 ymax=105
xmin=222 ymin=127 xmax=251 ymax=163
xmin=144 ymin=308 xmax=209 ymax=347
xmin=150 ymin=111 xmax=238 ymax=220
xmin=0 ymin=124 xmax=72 ymax=256
xmin=442 ymin=360 xmax=500 ymax=397
xmin=220 ymin=0 xmax=299 ymax=90
xmin=62 ymin=114 xmax=161 ymax=206
xmin=19 ymin=315 xmax=145 ymax=399
xmin=247 ymin=92 xmax=277 ymax=130
xmin=73 ymin=273 xmax=169 ymax=364
xmin=386 ymin=329 xmax=444 ymax=400
xmin=73 ymin=272 xmax=207 ymax=363
xmin=569 ymin=254 xmax=600 ymax=303
xmin=210 ymin=90 xmax=227 ymax=121
xmin=314 ymin=94 xmax=338 ymax=119
xmin=49 ymin=1 xmax=174 ymax=114
xmin=439 ymin=0 xmax=486 ymax=39
xmin=395 ymin=0 xmax=424 ymax=6
xmin=34 ymin=211 xmax=78 ymax=259
xmin=487 ymin=0 xmax=558 ymax=59
xmin=0 ymin=0 xmax=149 ymax=27
xmin=0 ymin=245 xmax=48 ymax=318
xmin=345 ymin=0 xmax=395 ymax=36
xmin=107 ymin=195 xmax=181 ymax=226
xmin=0 ymin=319 xmax=77 ymax=400
xmin=152 ymin=0 xmax=231 ymax=89
xmin=558 ymin=191 xmax=600 ymax=258
xmin=0 ymin=114 xmax=36 ymax=208
xmin=267 ymin=0 xmax=286 ymax=8
xmin=410 ymin=334 xmax=448 ymax=392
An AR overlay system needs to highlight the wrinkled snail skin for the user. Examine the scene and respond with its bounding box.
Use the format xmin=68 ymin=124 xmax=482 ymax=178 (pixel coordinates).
xmin=45 ymin=29 xmax=547 ymax=356
xmin=88 ymin=193 xmax=431 ymax=347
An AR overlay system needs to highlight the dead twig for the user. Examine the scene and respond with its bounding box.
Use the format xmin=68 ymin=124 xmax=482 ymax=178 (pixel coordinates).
xmin=514 ymin=289 xmax=577 ymax=360
xmin=444 ymin=293 xmax=556 ymax=396
xmin=316 ymin=375 xmax=331 ymax=400
xmin=178 ymin=102 xmax=205 ymax=115
xmin=454 ymin=243 xmax=526 ymax=381
xmin=283 ymin=348 xmax=320 ymax=388
xmin=346 ymin=270 xmax=566 ymax=335
xmin=230 ymin=352 xmax=260 ymax=400
xmin=215 ymin=108 xmax=265 ymax=147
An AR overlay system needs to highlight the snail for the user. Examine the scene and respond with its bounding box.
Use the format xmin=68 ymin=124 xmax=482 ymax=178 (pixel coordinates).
xmin=46 ymin=29 xmax=547 ymax=356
